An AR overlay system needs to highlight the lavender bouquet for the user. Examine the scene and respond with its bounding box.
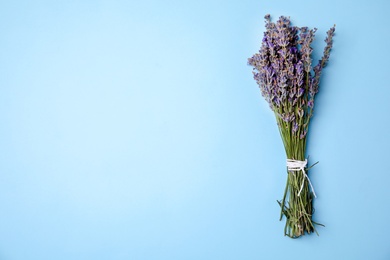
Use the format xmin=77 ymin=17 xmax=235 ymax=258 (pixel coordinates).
xmin=248 ymin=15 xmax=335 ymax=238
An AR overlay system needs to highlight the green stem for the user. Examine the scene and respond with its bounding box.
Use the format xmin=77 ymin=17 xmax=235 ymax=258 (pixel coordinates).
xmin=278 ymin=133 xmax=321 ymax=238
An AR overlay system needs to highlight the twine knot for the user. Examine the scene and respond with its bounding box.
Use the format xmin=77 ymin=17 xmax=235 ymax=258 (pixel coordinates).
xmin=286 ymin=159 xmax=317 ymax=198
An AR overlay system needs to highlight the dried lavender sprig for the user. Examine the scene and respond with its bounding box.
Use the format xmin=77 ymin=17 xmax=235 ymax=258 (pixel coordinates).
xmin=307 ymin=25 xmax=336 ymax=118
xmin=299 ymin=27 xmax=317 ymax=73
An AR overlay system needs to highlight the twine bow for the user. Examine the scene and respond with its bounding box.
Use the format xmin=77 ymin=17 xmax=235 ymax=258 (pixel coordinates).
xmin=286 ymin=159 xmax=317 ymax=198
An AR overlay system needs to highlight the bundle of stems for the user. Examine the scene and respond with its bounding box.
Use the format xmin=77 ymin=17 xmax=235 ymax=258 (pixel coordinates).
xmin=276 ymin=115 xmax=320 ymax=237
xmin=248 ymin=15 xmax=335 ymax=238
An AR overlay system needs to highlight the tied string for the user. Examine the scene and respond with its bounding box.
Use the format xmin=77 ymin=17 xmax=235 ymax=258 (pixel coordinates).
xmin=286 ymin=159 xmax=317 ymax=198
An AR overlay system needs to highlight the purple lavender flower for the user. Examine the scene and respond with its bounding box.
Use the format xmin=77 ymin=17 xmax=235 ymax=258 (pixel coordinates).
xmin=296 ymin=61 xmax=304 ymax=87
xmin=299 ymin=27 xmax=317 ymax=73
xmin=297 ymin=88 xmax=304 ymax=97
xmin=307 ymin=100 xmax=314 ymax=108
xmin=292 ymin=121 xmax=299 ymax=132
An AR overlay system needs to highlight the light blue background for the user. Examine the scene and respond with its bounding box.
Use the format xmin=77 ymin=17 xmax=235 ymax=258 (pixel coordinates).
xmin=0 ymin=0 xmax=389 ymax=259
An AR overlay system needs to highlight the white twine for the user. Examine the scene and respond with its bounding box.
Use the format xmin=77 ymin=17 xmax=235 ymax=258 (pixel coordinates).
xmin=286 ymin=159 xmax=317 ymax=198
